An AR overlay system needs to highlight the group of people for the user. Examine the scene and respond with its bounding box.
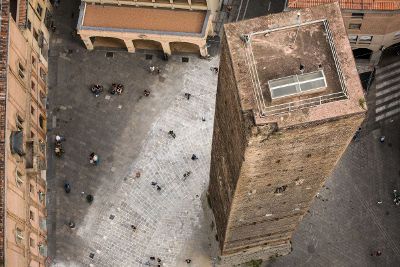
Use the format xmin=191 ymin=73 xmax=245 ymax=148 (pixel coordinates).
xmin=394 ymin=189 xmax=400 ymax=205
xmin=109 ymin=83 xmax=124 ymax=95
xmin=90 ymin=83 xmax=125 ymax=97
xmin=90 ymin=84 xmax=104 ymax=97
xmin=54 ymin=134 xmax=65 ymax=157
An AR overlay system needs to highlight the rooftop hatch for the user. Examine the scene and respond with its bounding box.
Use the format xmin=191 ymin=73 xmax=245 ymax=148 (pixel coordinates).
xmin=268 ymin=70 xmax=327 ymax=99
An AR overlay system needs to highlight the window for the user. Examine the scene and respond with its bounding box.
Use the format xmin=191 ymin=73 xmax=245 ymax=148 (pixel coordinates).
xmin=359 ymin=35 xmax=373 ymax=44
xmin=31 ymin=56 xmax=36 ymax=67
xmin=349 ymin=23 xmax=362 ymax=30
xmin=30 ymin=237 xmax=35 ymax=247
xmin=33 ymin=29 xmax=39 ymax=42
xmin=10 ymin=0 xmax=18 ymax=21
xmin=31 ymin=106 xmax=35 ymax=115
xmin=349 ymin=35 xmax=358 ymax=44
xmin=394 ymin=32 xmax=400 ymax=40
xmin=16 ymin=114 xmax=24 ymax=131
xmin=26 ymin=19 xmax=31 ymax=31
xmin=351 ymin=13 xmax=364 ymax=19
xmin=39 ymin=91 xmax=46 ymax=107
xmin=31 ymin=80 xmax=36 ymax=91
xmin=39 ymin=115 xmax=45 ymax=129
xmin=18 ymin=63 xmax=25 ymax=79
xmin=15 ymin=228 xmax=24 ymax=243
xmin=38 ymin=191 xmax=45 ymax=202
xmin=30 ymin=131 xmax=35 ymax=138
xmin=16 ymin=171 xmax=23 ymax=187
xmin=30 ymin=210 xmax=35 ymax=221
xmin=39 ymin=67 xmax=46 ymax=82
xmin=36 ymin=4 xmax=43 ymax=18
xmin=268 ymin=70 xmax=327 ymax=99
xmin=30 ymin=183 xmax=34 ymax=193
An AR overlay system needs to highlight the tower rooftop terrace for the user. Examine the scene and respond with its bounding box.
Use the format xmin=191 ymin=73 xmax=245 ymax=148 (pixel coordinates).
xmin=223 ymin=3 xmax=366 ymax=127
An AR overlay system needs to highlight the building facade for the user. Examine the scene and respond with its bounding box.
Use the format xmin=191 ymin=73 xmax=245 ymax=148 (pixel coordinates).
xmin=208 ymin=3 xmax=366 ymax=265
xmin=77 ymin=0 xmax=222 ymax=56
xmin=1 ymin=0 xmax=51 ymax=266
xmin=286 ymin=0 xmax=400 ymax=66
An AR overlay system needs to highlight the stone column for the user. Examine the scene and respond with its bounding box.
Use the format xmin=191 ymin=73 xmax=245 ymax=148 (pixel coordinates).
xmin=370 ymin=50 xmax=383 ymax=66
xmin=161 ymin=42 xmax=171 ymax=55
xmin=124 ymin=39 xmax=135 ymax=53
xmin=81 ymin=35 xmax=94 ymax=50
xmin=199 ymin=43 xmax=208 ymax=57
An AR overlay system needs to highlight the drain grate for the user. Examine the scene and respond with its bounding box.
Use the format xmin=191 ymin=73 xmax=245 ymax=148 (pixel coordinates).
xmin=106 ymin=52 xmax=114 ymax=58
xmin=145 ymin=54 xmax=153 ymax=60
xmin=182 ymin=57 xmax=189 ymax=63
xmin=89 ymin=253 xmax=95 ymax=259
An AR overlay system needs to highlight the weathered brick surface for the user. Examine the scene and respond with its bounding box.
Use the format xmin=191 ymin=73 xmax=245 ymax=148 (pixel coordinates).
xmin=208 ymin=3 xmax=367 ymax=264
xmin=0 ymin=0 xmax=9 ymax=265
xmin=224 ymin=114 xmax=365 ymax=254
xmin=208 ymin=35 xmax=249 ymax=249
xmin=17 ymin=0 xmax=27 ymax=28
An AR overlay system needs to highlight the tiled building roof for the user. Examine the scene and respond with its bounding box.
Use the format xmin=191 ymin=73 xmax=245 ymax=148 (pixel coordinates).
xmin=83 ymin=5 xmax=206 ymax=33
xmin=287 ymin=0 xmax=400 ymax=11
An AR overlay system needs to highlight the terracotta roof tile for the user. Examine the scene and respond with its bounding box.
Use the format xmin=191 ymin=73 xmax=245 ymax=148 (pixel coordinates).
xmin=287 ymin=0 xmax=400 ymax=10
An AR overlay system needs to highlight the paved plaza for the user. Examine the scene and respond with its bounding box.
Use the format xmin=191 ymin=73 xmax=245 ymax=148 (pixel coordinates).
xmin=46 ymin=1 xmax=400 ymax=267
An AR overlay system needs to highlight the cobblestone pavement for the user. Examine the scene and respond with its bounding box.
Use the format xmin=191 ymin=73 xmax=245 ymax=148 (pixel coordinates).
xmin=46 ymin=2 xmax=219 ymax=266
xmin=48 ymin=48 xmax=219 ymax=267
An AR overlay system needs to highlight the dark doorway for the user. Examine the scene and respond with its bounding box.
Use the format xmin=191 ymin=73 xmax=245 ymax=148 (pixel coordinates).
xmin=352 ymin=48 xmax=373 ymax=60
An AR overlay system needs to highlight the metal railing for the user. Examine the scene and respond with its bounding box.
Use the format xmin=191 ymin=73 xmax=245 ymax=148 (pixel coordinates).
xmin=243 ymin=19 xmax=349 ymax=117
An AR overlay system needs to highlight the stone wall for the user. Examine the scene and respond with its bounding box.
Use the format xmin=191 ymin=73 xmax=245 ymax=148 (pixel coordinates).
xmin=223 ymin=114 xmax=364 ymax=256
xmin=208 ymin=34 xmax=249 ymax=251
xmin=208 ymin=27 xmax=365 ymax=263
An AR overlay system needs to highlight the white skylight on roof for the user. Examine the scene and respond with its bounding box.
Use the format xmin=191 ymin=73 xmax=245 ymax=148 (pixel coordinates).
xmin=268 ymin=70 xmax=327 ymax=99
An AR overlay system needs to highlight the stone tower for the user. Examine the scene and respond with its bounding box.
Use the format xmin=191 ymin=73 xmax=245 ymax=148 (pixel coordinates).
xmin=208 ymin=3 xmax=366 ymax=265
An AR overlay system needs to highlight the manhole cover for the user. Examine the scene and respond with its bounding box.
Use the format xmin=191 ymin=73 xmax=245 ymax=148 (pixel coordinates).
xmin=145 ymin=54 xmax=153 ymax=60
xmin=106 ymin=52 xmax=114 ymax=58
xmin=109 ymin=214 xmax=115 ymax=220
xmin=182 ymin=57 xmax=189 ymax=63
xmin=89 ymin=253 xmax=95 ymax=259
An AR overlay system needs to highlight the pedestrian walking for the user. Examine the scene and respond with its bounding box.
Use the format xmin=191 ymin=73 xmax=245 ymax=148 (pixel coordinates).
xmin=183 ymin=171 xmax=191 ymax=180
xmin=151 ymin=181 xmax=157 ymax=186
xmin=185 ymin=259 xmax=192 ymax=263
xmin=89 ymin=152 xmax=99 ymax=165
xmin=150 ymin=256 xmax=155 ymax=260
xmin=168 ymin=130 xmax=176 ymax=139
xmin=86 ymin=194 xmax=94 ymax=204
xmin=184 ymin=93 xmax=191 ymax=100
xmin=131 ymin=225 xmax=137 ymax=231
xmin=156 ymin=185 xmax=162 ymax=191
xmin=380 ymin=136 xmax=385 ymax=143
xmin=69 ymin=221 xmax=75 ymax=229
xmin=64 ymin=182 xmax=71 ymax=193
xmin=191 ymin=154 xmax=198 ymax=160
xmin=144 ymin=90 xmax=150 ymax=97
xmin=371 ymin=250 xmax=382 ymax=256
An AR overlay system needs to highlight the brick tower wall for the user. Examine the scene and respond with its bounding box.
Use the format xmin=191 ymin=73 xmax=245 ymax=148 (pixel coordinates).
xmin=208 ymin=35 xmax=250 ymax=249
xmin=221 ymin=113 xmax=365 ymax=255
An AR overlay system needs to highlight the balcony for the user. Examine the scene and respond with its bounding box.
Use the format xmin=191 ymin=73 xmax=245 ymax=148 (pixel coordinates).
xmin=25 ymin=140 xmax=47 ymax=172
